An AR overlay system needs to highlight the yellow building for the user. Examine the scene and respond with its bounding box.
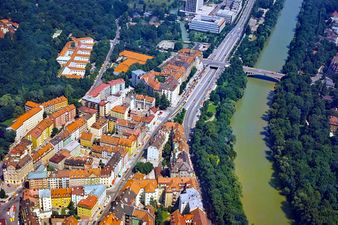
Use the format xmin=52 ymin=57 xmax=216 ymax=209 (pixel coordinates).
xmin=51 ymin=188 xmax=72 ymax=208
xmin=42 ymin=96 xmax=68 ymax=114
xmin=77 ymin=195 xmax=98 ymax=218
xmin=111 ymin=105 xmax=128 ymax=120
xmin=26 ymin=118 xmax=54 ymax=149
xmin=80 ymin=132 xmax=94 ymax=148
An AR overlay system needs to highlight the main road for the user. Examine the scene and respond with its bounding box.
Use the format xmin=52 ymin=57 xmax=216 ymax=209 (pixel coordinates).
xmin=183 ymin=0 xmax=256 ymax=136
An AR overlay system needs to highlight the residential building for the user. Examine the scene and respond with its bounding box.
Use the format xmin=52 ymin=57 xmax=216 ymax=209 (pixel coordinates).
xmin=90 ymin=117 xmax=108 ymax=138
xmin=26 ymin=118 xmax=54 ymax=149
xmin=32 ymin=143 xmax=55 ymax=166
xmin=111 ymin=105 xmax=129 ymax=120
xmin=99 ymin=212 xmax=122 ymax=225
xmin=8 ymin=107 xmax=44 ymax=142
xmin=179 ymin=188 xmax=203 ymax=213
xmin=77 ymin=195 xmax=98 ymax=218
xmin=50 ymin=104 xmax=76 ymax=129
xmin=64 ymin=157 xmax=93 ymax=170
xmin=19 ymin=199 xmax=40 ymax=225
xmin=82 ymin=79 xmax=126 ymax=116
xmin=49 ymin=151 xmax=69 ymax=170
xmin=100 ymin=134 xmax=137 ymax=155
xmin=62 ymin=216 xmax=78 ymax=225
xmin=80 ymin=131 xmax=94 ymax=148
xmin=2 ymin=140 xmax=34 ymax=185
xmin=185 ymin=0 xmax=204 ymax=13
xmin=51 ymin=188 xmax=72 ymax=208
xmin=189 ymin=15 xmax=226 ymax=34
xmin=28 ymin=165 xmax=49 ymax=190
xmin=39 ymin=189 xmax=52 ymax=212
xmin=56 ymin=37 xmax=94 ymax=78
xmin=65 ymin=117 xmax=87 ymax=140
xmin=134 ymin=94 xmax=156 ymax=111
xmin=170 ymin=208 xmax=208 ymax=225
xmin=42 ymin=96 xmax=68 ymax=114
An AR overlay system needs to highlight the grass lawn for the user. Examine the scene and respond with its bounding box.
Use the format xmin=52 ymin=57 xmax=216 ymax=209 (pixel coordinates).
xmin=207 ymin=103 xmax=217 ymax=113
xmin=1 ymin=118 xmax=14 ymax=127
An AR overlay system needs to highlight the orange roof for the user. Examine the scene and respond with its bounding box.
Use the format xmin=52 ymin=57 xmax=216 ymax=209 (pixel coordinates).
xmin=65 ymin=117 xmax=86 ymax=133
xmin=329 ymin=115 xmax=338 ymax=126
xmin=99 ymin=213 xmax=121 ymax=225
xmin=10 ymin=107 xmax=42 ymax=130
xmin=28 ymin=118 xmax=53 ymax=139
xmin=119 ymin=50 xmax=153 ymax=62
xmin=157 ymin=176 xmax=198 ymax=191
xmin=80 ymin=131 xmax=93 ymax=141
xmin=133 ymin=209 xmax=155 ymax=225
xmin=123 ymin=178 xmax=157 ymax=195
xmin=62 ymin=216 xmax=78 ymax=225
xmin=63 ymin=74 xmax=83 ymax=79
xmin=91 ymin=144 xmax=116 ymax=154
xmin=135 ymin=94 xmax=155 ymax=103
xmin=112 ymin=105 xmax=128 ymax=114
xmin=91 ymin=117 xmax=108 ymax=129
xmin=190 ymin=208 xmax=208 ymax=225
xmin=32 ymin=143 xmax=53 ymax=162
xmin=101 ymin=135 xmax=120 ymax=146
xmin=51 ymin=188 xmax=72 ymax=198
xmin=78 ymin=195 xmax=98 ymax=209
xmin=42 ymin=96 xmax=68 ymax=108
xmin=171 ymin=210 xmax=186 ymax=225
xmin=25 ymin=101 xmax=40 ymax=109
xmin=140 ymin=71 xmax=161 ymax=91
xmin=50 ymin=104 xmax=76 ymax=120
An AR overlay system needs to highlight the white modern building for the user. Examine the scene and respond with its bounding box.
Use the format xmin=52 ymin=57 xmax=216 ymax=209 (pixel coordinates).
xmin=189 ymin=15 xmax=226 ymax=34
xmin=39 ymin=189 xmax=52 ymax=212
xmin=179 ymin=188 xmax=203 ymax=213
xmin=216 ymin=9 xmax=237 ymax=24
xmin=147 ymin=146 xmax=160 ymax=167
xmin=185 ymin=0 xmax=204 ymax=13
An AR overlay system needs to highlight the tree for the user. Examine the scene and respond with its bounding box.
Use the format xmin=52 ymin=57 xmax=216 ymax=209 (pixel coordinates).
xmin=133 ymin=162 xmax=154 ymax=174
xmin=174 ymin=42 xmax=183 ymax=51
xmin=159 ymin=94 xmax=170 ymax=110
xmin=67 ymin=201 xmax=76 ymax=216
xmin=0 ymin=189 xmax=7 ymax=199
xmin=51 ymin=128 xmax=59 ymax=137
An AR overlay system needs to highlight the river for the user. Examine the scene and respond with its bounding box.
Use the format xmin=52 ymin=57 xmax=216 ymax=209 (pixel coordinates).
xmin=230 ymin=0 xmax=303 ymax=224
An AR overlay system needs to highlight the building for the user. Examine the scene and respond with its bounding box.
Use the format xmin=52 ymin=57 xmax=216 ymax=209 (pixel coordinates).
xmin=77 ymin=195 xmax=98 ymax=218
xmin=56 ymin=37 xmax=94 ymax=78
xmin=185 ymin=0 xmax=204 ymax=13
xmin=0 ymin=18 xmax=19 ymax=38
xmin=2 ymin=153 xmax=34 ymax=185
xmin=62 ymin=216 xmax=78 ymax=225
xmin=8 ymin=107 xmax=44 ymax=142
xmin=42 ymin=96 xmax=68 ymax=114
xmin=131 ymin=69 xmax=146 ymax=86
xmin=28 ymin=165 xmax=49 ymax=190
xmin=90 ymin=118 xmax=108 ymax=138
xmin=134 ymin=94 xmax=156 ymax=111
xmin=99 ymin=212 xmax=122 ymax=225
xmin=39 ymin=189 xmax=52 ymax=212
xmin=111 ymin=105 xmax=129 ymax=120
xmin=64 ymin=157 xmax=93 ymax=170
xmin=26 ymin=118 xmax=54 ymax=149
xmin=80 ymin=131 xmax=95 ymax=148
xmin=189 ymin=15 xmax=226 ymax=34
xmin=147 ymin=130 xmax=168 ymax=167
xmin=50 ymin=104 xmax=76 ymax=129
xmin=49 ymin=151 xmax=69 ymax=170
xmin=170 ymin=208 xmax=208 ymax=225
xmin=51 ymin=188 xmax=72 ymax=208
xmin=328 ymin=54 xmax=338 ymax=74
xmin=178 ymin=188 xmax=203 ymax=213
xmin=114 ymin=50 xmax=153 ymax=74
xmin=216 ymin=9 xmax=236 ymax=23
xmin=100 ymin=134 xmax=137 ymax=155
xmin=65 ymin=117 xmax=87 ymax=140
xmin=82 ymin=79 xmax=126 ymax=116
xmin=32 ymin=143 xmax=55 ymax=166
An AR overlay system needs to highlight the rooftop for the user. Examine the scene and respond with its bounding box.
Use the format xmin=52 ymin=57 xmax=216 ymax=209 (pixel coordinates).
xmin=78 ymin=195 xmax=98 ymax=209
xmin=9 ymin=107 xmax=42 ymax=130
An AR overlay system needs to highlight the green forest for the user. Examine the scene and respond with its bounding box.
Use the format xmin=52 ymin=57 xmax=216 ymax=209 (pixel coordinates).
xmin=268 ymin=0 xmax=338 ymax=224
xmin=190 ymin=58 xmax=247 ymax=225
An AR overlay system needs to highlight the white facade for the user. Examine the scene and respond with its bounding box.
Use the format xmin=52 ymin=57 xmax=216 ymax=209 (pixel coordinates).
xmin=185 ymin=0 xmax=204 ymax=13
xmin=189 ymin=15 xmax=226 ymax=34
xmin=179 ymin=188 xmax=203 ymax=213
xmin=147 ymin=146 xmax=160 ymax=167
xmin=39 ymin=189 xmax=52 ymax=212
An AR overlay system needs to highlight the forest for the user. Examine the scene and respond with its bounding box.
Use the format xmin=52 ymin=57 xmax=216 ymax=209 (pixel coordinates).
xmin=0 ymin=0 xmax=127 ymax=155
xmin=190 ymin=58 xmax=247 ymax=225
xmin=268 ymin=0 xmax=338 ymax=224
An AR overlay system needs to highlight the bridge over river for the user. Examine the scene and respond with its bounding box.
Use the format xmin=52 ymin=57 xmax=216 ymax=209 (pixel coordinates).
xmin=203 ymin=59 xmax=286 ymax=82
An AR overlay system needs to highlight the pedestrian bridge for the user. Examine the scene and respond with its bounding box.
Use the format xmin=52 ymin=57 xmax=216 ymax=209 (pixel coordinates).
xmin=203 ymin=59 xmax=286 ymax=82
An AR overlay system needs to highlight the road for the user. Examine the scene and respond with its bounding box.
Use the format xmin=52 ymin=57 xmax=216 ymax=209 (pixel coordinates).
xmin=0 ymin=188 xmax=23 ymax=225
xmin=89 ymin=18 xmax=121 ymax=91
xmin=183 ymin=0 xmax=256 ymax=137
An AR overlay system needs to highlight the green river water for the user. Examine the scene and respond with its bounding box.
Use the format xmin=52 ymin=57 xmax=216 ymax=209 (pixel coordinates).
xmin=231 ymin=0 xmax=303 ymax=224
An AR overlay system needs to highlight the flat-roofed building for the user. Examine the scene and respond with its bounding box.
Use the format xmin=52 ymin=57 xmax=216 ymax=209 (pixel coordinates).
xmin=189 ymin=15 xmax=226 ymax=34
xmin=185 ymin=0 xmax=204 ymax=13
